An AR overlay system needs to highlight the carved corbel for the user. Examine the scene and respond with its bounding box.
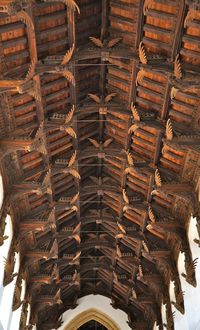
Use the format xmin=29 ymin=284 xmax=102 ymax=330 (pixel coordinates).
xmin=171 ymin=278 xmax=185 ymax=314
xmin=19 ymin=301 xmax=29 ymax=330
xmin=182 ymin=257 xmax=198 ymax=287
xmin=12 ymin=273 xmax=24 ymax=311
xmin=3 ymin=249 xmax=17 ymax=286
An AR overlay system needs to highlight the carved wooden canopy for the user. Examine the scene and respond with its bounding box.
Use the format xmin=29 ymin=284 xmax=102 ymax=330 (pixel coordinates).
xmin=0 ymin=0 xmax=200 ymax=329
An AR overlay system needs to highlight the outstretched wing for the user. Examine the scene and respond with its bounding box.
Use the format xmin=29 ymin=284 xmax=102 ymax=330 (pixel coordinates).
xmin=61 ymin=44 xmax=74 ymax=65
xmin=122 ymin=189 xmax=129 ymax=205
xmin=174 ymin=54 xmax=182 ymax=79
xmin=170 ymin=87 xmax=178 ymax=100
xmin=69 ymin=169 xmax=81 ymax=179
xmin=104 ymin=93 xmax=116 ymax=103
xmin=166 ymin=119 xmax=173 ymax=141
xmin=89 ymin=37 xmax=104 ymax=48
xmin=155 ymin=169 xmax=162 ymax=187
xmin=62 ymin=70 xmax=75 ymax=85
xmin=68 ymin=150 xmax=77 ymax=167
xmin=131 ymin=103 xmax=140 ymax=122
xmin=70 ymin=192 xmax=79 ymax=205
xmin=73 ymin=251 xmax=81 ymax=261
xmin=73 ymin=223 xmax=81 ymax=234
xmin=127 ymin=151 xmax=134 ymax=166
xmin=148 ymin=206 xmax=156 ymax=223
xmin=139 ymin=42 xmax=147 ymax=64
xmin=65 ymin=105 xmax=75 ymax=124
xmin=117 ymin=222 xmax=126 ymax=234
xmin=128 ymin=124 xmax=139 ymax=134
xmin=65 ymin=127 xmax=77 ymax=138
xmin=107 ymin=37 xmax=122 ymax=48
xmin=103 ymin=138 xmax=113 ymax=147
xmin=88 ymin=138 xmax=100 ymax=148
xmin=88 ymin=93 xmax=101 ymax=103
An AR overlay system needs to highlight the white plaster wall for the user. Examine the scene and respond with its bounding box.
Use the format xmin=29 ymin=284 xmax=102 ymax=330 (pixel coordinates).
xmin=59 ymin=294 xmax=131 ymax=330
xmin=173 ymin=217 xmax=200 ymax=330
xmin=0 ymin=176 xmax=3 ymax=209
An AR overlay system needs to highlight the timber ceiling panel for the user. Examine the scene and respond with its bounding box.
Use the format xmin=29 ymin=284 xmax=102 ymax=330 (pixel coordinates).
xmin=0 ymin=0 xmax=200 ymax=329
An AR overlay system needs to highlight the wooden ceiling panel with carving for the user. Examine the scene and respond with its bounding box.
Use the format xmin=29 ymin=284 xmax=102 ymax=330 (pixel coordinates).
xmin=0 ymin=0 xmax=200 ymax=329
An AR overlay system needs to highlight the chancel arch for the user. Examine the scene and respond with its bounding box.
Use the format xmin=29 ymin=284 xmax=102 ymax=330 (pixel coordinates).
xmin=64 ymin=308 xmax=120 ymax=330
xmin=60 ymin=295 xmax=130 ymax=330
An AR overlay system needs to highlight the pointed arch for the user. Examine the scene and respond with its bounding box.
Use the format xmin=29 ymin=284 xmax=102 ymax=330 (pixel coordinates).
xmin=65 ymin=308 xmax=120 ymax=330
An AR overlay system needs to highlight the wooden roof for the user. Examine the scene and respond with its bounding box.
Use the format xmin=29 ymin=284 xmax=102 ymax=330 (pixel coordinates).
xmin=0 ymin=0 xmax=200 ymax=329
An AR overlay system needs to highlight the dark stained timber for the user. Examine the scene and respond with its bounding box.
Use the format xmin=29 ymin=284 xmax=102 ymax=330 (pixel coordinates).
xmin=0 ymin=0 xmax=200 ymax=329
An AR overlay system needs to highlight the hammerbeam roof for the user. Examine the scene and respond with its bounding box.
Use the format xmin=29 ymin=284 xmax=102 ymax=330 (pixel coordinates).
xmin=0 ymin=0 xmax=200 ymax=329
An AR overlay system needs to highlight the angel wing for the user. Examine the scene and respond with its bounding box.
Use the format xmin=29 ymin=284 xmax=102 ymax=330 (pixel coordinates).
xmin=116 ymin=245 xmax=122 ymax=257
xmin=68 ymin=150 xmax=77 ymax=167
xmin=146 ymin=224 xmax=153 ymax=232
xmin=113 ymin=271 xmax=118 ymax=282
xmin=107 ymin=37 xmax=122 ymax=48
xmin=65 ymin=127 xmax=77 ymax=138
xmin=132 ymin=288 xmax=137 ymax=299
xmin=73 ymin=251 xmax=81 ymax=261
xmin=104 ymin=93 xmax=116 ymax=103
xmin=131 ymin=103 xmax=140 ymax=122
xmin=186 ymin=258 xmax=198 ymax=278
xmin=88 ymin=138 xmax=100 ymax=148
xmin=72 ymin=234 xmax=81 ymax=244
xmin=71 ymin=205 xmax=78 ymax=212
xmin=48 ymin=240 xmax=58 ymax=259
xmin=148 ymin=206 xmax=156 ymax=223
xmin=115 ymin=233 xmax=124 ymax=240
xmin=88 ymin=93 xmax=101 ymax=103
xmin=62 ymin=70 xmax=75 ymax=85
xmin=128 ymin=124 xmax=139 ymax=134
xmin=69 ymin=169 xmax=81 ymax=179
xmin=117 ymin=222 xmax=126 ymax=234
xmin=138 ymin=264 xmax=143 ymax=278
xmin=174 ymin=55 xmax=182 ymax=79
xmin=127 ymin=152 xmax=134 ymax=166
xmin=166 ymin=119 xmax=173 ymax=141
xmin=155 ymin=169 xmax=162 ymax=187
xmin=139 ymin=42 xmax=147 ymax=64
xmin=54 ymin=289 xmax=63 ymax=305
xmin=103 ymin=138 xmax=113 ymax=147
xmin=136 ymin=69 xmax=145 ymax=86
xmin=122 ymin=189 xmax=129 ymax=205
xmin=70 ymin=192 xmax=79 ymax=205
xmin=72 ymin=269 xmax=78 ymax=282
xmin=89 ymin=37 xmax=104 ymax=48
xmin=61 ymin=44 xmax=74 ymax=65
xmin=65 ymin=105 xmax=75 ymax=124
xmin=142 ymin=240 xmax=149 ymax=253
xmin=73 ymin=223 xmax=81 ymax=234
xmin=24 ymin=59 xmax=36 ymax=83
xmin=170 ymin=87 xmax=178 ymax=99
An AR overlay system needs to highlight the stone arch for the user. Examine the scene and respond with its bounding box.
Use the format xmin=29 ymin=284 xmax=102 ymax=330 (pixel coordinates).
xmin=65 ymin=308 xmax=121 ymax=330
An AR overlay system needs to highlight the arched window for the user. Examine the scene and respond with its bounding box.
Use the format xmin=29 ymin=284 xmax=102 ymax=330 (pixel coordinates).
xmin=64 ymin=309 xmax=120 ymax=330
xmin=78 ymin=320 xmax=108 ymax=329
